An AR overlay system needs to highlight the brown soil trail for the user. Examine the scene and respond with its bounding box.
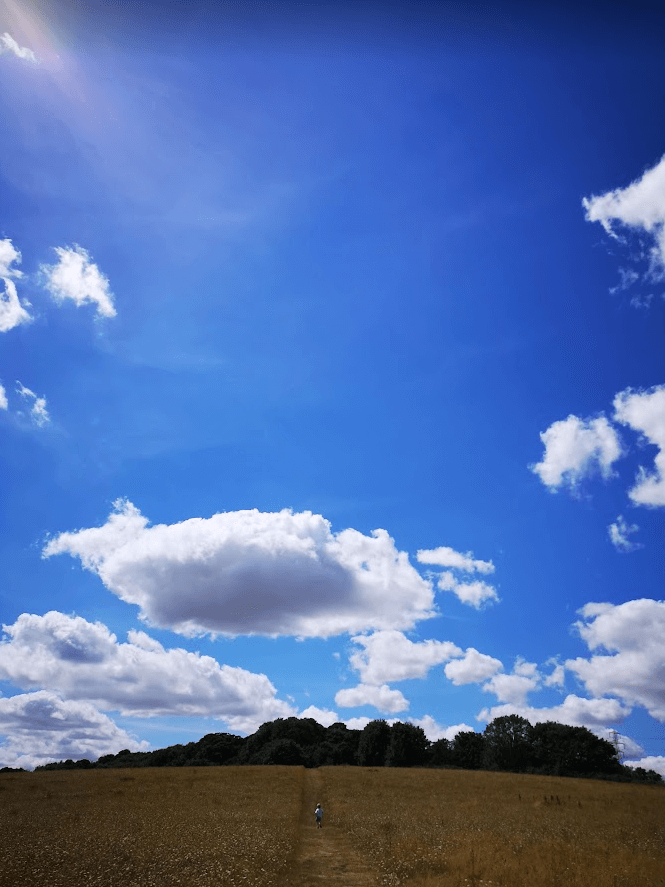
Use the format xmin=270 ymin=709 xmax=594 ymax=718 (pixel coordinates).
xmin=279 ymin=769 xmax=380 ymax=887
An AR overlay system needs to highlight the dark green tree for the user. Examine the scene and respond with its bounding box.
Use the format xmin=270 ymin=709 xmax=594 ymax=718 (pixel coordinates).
xmin=451 ymin=731 xmax=485 ymax=769
xmin=385 ymin=722 xmax=430 ymax=767
xmin=357 ymin=719 xmax=391 ymax=766
xmin=484 ymin=715 xmax=532 ymax=771
xmin=429 ymin=737 xmax=453 ymax=767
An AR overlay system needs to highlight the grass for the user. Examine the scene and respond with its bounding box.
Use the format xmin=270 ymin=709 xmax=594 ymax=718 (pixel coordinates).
xmin=0 ymin=766 xmax=302 ymax=887
xmin=321 ymin=766 xmax=665 ymax=887
xmin=0 ymin=765 xmax=663 ymax=886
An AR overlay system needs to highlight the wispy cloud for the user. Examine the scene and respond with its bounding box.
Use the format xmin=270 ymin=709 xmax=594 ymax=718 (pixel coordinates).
xmin=0 ymin=32 xmax=37 ymax=63
xmin=42 ymin=245 xmax=116 ymax=318
xmin=608 ymin=515 xmax=642 ymax=552
xmin=15 ymin=381 xmax=50 ymax=426
xmin=0 ymin=239 xmax=31 ymax=332
xmin=531 ymin=414 xmax=622 ymax=491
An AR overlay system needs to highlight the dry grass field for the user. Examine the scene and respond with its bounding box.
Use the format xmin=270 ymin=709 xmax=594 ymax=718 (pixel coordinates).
xmin=0 ymin=765 xmax=663 ymax=887
xmin=0 ymin=766 xmax=302 ymax=887
xmin=321 ymin=766 xmax=665 ymax=887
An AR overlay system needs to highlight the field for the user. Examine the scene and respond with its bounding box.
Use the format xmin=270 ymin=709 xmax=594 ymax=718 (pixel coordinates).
xmin=0 ymin=765 xmax=663 ymax=887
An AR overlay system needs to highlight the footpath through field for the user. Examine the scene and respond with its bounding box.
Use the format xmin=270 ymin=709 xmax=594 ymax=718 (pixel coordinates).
xmin=279 ymin=769 xmax=380 ymax=887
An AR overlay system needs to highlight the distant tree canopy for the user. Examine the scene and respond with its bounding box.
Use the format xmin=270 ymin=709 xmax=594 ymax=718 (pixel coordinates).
xmin=32 ymin=716 xmax=662 ymax=785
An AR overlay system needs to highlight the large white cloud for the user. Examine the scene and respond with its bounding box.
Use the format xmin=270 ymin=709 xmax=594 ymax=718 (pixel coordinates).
xmin=566 ymin=599 xmax=665 ymax=721
xmin=42 ymin=500 xmax=437 ymax=639
xmin=41 ymin=245 xmax=116 ymax=318
xmin=334 ymin=683 xmax=408 ymax=713
xmin=0 ymin=32 xmax=36 ymax=62
xmin=0 ymin=691 xmax=148 ymax=770
xmin=347 ymin=630 xmax=462 ymax=685
xmin=531 ymin=414 xmax=622 ymax=491
xmin=614 ymin=385 xmax=665 ymax=507
xmin=624 ymin=756 xmax=665 ymax=779
xmin=444 ymin=647 xmax=503 ymax=685
xmin=0 ymin=611 xmax=295 ymax=732
xmin=583 ymin=155 xmax=665 ymax=274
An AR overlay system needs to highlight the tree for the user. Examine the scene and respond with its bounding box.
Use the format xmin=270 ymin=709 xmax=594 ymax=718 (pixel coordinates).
xmin=451 ymin=731 xmax=485 ymax=769
xmin=385 ymin=722 xmax=430 ymax=767
xmin=530 ymin=722 xmax=621 ymax=776
xmin=252 ymin=738 xmax=305 ymax=765
xmin=484 ymin=715 xmax=532 ymax=771
xmin=357 ymin=720 xmax=391 ymax=766
xmin=429 ymin=737 xmax=453 ymax=767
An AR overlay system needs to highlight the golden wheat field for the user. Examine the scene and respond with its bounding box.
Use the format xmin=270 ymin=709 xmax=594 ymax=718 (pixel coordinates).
xmin=322 ymin=766 xmax=665 ymax=887
xmin=0 ymin=766 xmax=303 ymax=887
xmin=1 ymin=765 xmax=664 ymax=887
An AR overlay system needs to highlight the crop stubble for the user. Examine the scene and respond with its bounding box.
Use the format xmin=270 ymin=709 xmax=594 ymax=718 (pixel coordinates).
xmin=321 ymin=766 xmax=665 ymax=887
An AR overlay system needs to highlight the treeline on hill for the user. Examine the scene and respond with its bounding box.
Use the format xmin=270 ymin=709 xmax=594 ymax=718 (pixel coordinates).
xmin=27 ymin=715 xmax=662 ymax=784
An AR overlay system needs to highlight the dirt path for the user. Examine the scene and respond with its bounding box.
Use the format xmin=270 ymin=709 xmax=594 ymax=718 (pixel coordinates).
xmin=279 ymin=769 xmax=380 ymax=887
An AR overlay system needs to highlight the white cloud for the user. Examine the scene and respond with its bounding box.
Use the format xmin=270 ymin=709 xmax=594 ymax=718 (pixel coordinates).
xmin=566 ymin=599 xmax=665 ymax=721
xmin=0 ymin=611 xmax=295 ymax=732
xmin=544 ymin=662 xmax=565 ymax=688
xmin=444 ymin=578 xmax=499 ymax=608
xmin=417 ymin=545 xmax=498 ymax=608
xmin=0 ymin=32 xmax=37 ymax=63
xmin=624 ymin=756 xmax=665 ymax=778
xmin=299 ymin=705 xmax=339 ymax=727
xmin=408 ymin=715 xmax=474 ymax=742
xmin=614 ymin=385 xmax=665 ymax=507
xmin=531 ymin=414 xmax=622 ymax=491
xmin=334 ymin=683 xmax=408 ymax=713
xmin=347 ymin=630 xmax=462 ymax=685
xmin=0 ymin=238 xmax=23 ymax=278
xmin=608 ymin=515 xmax=642 ymax=552
xmin=42 ymin=245 xmax=116 ymax=318
xmin=483 ymin=672 xmax=539 ymax=706
xmin=0 ymin=691 xmax=148 ymax=770
xmin=583 ymin=155 xmax=665 ymax=274
xmin=0 ymin=278 xmax=31 ymax=332
xmin=42 ymin=500 xmax=436 ymax=639
xmin=417 ymin=546 xmax=494 ymax=574
xmin=0 ymin=382 xmax=7 ymax=411
xmin=444 ymin=647 xmax=503 ymax=685
xmin=478 ymin=694 xmax=631 ymax=729
xmin=15 ymin=381 xmax=50 ymax=426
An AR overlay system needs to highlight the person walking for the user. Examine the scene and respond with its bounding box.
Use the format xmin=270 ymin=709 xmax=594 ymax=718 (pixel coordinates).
xmin=314 ymin=803 xmax=323 ymax=829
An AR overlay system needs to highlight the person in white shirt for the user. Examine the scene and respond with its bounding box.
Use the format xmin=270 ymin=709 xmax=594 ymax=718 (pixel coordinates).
xmin=314 ymin=803 xmax=323 ymax=828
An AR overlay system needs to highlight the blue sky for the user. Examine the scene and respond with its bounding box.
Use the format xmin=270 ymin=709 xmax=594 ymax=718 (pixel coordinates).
xmin=1 ymin=0 xmax=664 ymax=772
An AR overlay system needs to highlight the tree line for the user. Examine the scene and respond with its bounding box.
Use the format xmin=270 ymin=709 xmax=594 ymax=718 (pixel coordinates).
xmin=25 ymin=714 xmax=662 ymax=784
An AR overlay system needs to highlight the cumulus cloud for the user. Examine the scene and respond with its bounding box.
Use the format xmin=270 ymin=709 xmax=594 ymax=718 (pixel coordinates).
xmin=408 ymin=715 xmax=474 ymax=742
xmin=0 ymin=611 xmax=295 ymax=732
xmin=347 ymin=630 xmax=462 ymax=685
xmin=299 ymin=705 xmax=340 ymax=727
xmin=583 ymin=155 xmax=665 ymax=277
xmin=15 ymin=381 xmax=50 ymax=426
xmin=0 ymin=238 xmax=23 ymax=278
xmin=0 ymin=382 xmax=7 ymax=411
xmin=42 ymin=500 xmax=436 ymax=639
xmin=608 ymin=515 xmax=642 ymax=552
xmin=41 ymin=245 xmax=116 ymax=318
xmin=334 ymin=683 xmax=409 ymax=713
xmin=444 ymin=648 xmax=503 ymax=685
xmin=624 ymin=755 xmax=665 ymax=779
xmin=566 ymin=599 xmax=665 ymax=721
xmin=417 ymin=545 xmax=498 ymax=608
xmin=0 ymin=691 xmax=148 ymax=770
xmin=0 ymin=32 xmax=37 ymax=62
xmin=531 ymin=414 xmax=622 ymax=491
xmin=614 ymin=385 xmax=665 ymax=507
xmin=478 ymin=694 xmax=631 ymax=730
